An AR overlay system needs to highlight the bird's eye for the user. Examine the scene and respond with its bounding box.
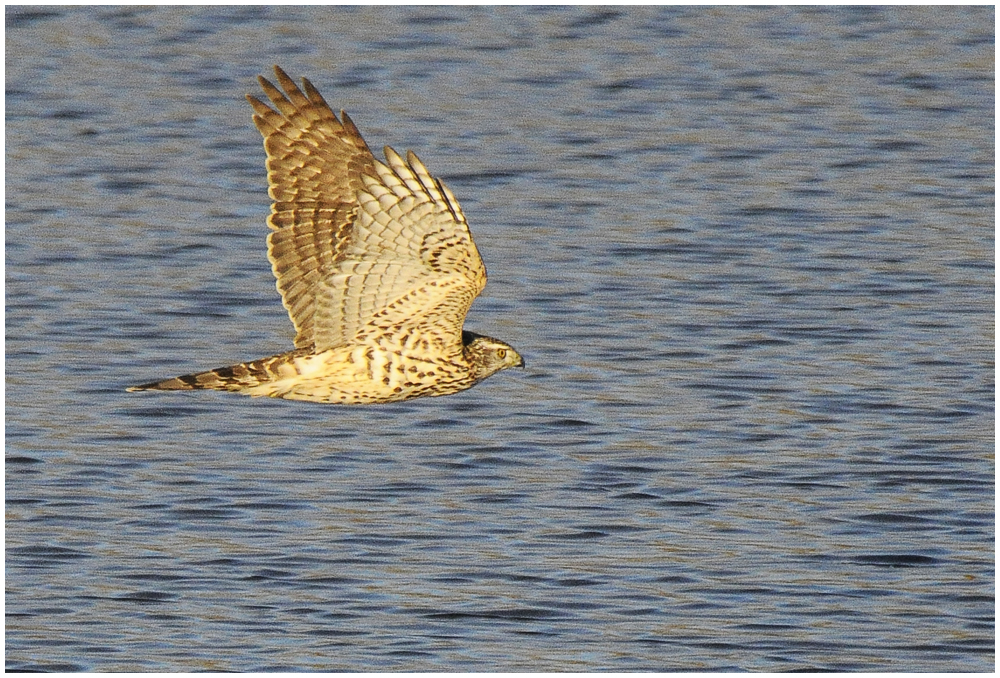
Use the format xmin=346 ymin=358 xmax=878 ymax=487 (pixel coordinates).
xmin=497 ymin=348 xmax=507 ymax=359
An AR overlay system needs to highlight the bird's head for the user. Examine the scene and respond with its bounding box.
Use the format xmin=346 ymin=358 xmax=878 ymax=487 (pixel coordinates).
xmin=462 ymin=331 xmax=525 ymax=382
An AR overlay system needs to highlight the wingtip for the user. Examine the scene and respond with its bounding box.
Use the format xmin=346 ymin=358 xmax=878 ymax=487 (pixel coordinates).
xmin=383 ymin=145 xmax=405 ymax=165
xmin=272 ymin=64 xmax=291 ymax=82
xmin=405 ymin=150 xmax=429 ymax=176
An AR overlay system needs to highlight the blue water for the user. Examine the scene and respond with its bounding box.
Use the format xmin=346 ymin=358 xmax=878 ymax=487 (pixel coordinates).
xmin=6 ymin=6 xmax=994 ymax=671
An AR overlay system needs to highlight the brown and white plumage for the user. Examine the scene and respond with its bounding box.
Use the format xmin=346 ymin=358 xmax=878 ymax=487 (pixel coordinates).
xmin=129 ymin=66 xmax=523 ymax=404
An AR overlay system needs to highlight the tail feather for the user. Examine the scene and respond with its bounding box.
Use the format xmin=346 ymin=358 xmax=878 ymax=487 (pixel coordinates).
xmin=127 ymin=350 xmax=306 ymax=394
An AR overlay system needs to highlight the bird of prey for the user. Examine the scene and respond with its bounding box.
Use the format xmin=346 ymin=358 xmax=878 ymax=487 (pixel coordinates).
xmin=129 ymin=66 xmax=523 ymax=404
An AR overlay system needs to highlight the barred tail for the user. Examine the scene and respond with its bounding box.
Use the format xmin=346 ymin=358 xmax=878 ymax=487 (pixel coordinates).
xmin=127 ymin=350 xmax=305 ymax=394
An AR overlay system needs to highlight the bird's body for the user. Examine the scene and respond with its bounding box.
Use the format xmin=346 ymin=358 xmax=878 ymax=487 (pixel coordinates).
xmin=129 ymin=66 xmax=522 ymax=404
xmin=140 ymin=331 xmax=509 ymax=404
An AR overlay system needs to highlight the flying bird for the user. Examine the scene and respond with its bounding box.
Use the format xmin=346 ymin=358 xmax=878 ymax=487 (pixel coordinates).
xmin=129 ymin=66 xmax=523 ymax=404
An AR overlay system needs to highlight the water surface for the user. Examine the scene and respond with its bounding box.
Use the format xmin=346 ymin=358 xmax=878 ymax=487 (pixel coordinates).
xmin=6 ymin=6 xmax=994 ymax=671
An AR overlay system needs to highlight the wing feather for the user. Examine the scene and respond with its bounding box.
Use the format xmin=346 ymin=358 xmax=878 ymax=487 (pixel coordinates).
xmin=249 ymin=66 xmax=487 ymax=357
xmin=313 ymin=152 xmax=487 ymax=353
xmin=249 ymin=65 xmax=376 ymax=350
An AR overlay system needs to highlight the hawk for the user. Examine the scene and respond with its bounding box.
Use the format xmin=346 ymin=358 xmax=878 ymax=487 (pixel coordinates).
xmin=129 ymin=66 xmax=523 ymax=404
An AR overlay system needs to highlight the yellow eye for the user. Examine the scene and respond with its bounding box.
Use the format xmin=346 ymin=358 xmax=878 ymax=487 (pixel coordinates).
xmin=497 ymin=348 xmax=507 ymax=359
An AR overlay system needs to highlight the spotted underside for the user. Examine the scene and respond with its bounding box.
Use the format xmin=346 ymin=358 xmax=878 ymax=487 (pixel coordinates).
xmin=128 ymin=66 xmax=522 ymax=404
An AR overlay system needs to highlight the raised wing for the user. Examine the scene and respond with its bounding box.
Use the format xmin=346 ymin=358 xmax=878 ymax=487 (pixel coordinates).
xmin=247 ymin=65 xmax=376 ymax=350
xmin=313 ymin=147 xmax=488 ymax=354
xmin=249 ymin=67 xmax=487 ymax=356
